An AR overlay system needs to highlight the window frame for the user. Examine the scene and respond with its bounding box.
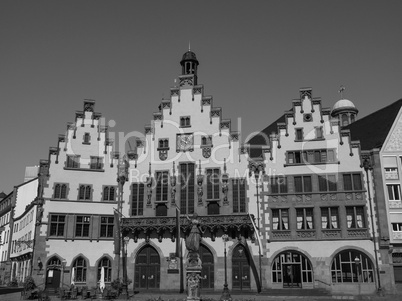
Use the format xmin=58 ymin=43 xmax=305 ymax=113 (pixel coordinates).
xmin=296 ymin=207 xmax=314 ymax=230
xmin=155 ymin=171 xmax=169 ymax=202
xmin=75 ymin=215 xmax=91 ymax=238
xmin=387 ymin=184 xmax=401 ymax=201
xmin=321 ymin=207 xmax=339 ymax=229
xmin=78 ymin=185 xmax=92 ymax=201
xmin=206 ymin=168 xmax=220 ymax=201
xmin=53 ymin=183 xmax=68 ymax=199
xmin=131 ymin=183 xmax=145 ymax=216
xmin=102 ymin=185 xmax=116 ymax=202
xmin=294 ymin=175 xmax=312 ymax=193
xmin=100 ymin=216 xmax=114 ymax=238
xmin=346 ymin=206 xmax=366 ymax=229
xmin=49 ymin=214 xmax=66 ymax=237
xmin=232 ymin=178 xmax=247 ymax=213
xmin=66 ymin=155 xmax=80 ymax=169
xmin=180 ymin=116 xmax=191 ymax=128
xmin=272 ymin=208 xmax=289 ymax=230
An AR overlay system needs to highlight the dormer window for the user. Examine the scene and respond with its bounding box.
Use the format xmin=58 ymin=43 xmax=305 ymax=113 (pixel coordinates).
xmin=83 ymin=133 xmax=90 ymax=144
xmin=180 ymin=116 xmax=191 ymax=128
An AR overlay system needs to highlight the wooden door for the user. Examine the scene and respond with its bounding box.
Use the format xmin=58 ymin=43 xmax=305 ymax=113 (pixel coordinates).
xmin=45 ymin=269 xmax=61 ymax=290
xmin=232 ymin=244 xmax=251 ymax=290
xmin=200 ymin=245 xmax=214 ymax=289
xmin=135 ymin=246 xmax=160 ymax=289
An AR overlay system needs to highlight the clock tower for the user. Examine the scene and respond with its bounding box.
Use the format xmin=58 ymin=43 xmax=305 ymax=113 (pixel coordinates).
xmin=180 ymin=50 xmax=199 ymax=85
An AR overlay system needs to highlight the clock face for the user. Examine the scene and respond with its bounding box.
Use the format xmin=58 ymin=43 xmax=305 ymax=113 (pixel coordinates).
xmin=177 ymin=134 xmax=194 ymax=152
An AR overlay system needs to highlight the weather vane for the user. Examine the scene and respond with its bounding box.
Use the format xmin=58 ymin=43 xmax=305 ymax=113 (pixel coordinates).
xmin=339 ymin=85 xmax=346 ymax=99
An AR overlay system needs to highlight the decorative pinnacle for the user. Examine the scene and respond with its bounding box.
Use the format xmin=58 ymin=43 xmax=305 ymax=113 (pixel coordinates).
xmin=198 ymin=160 xmax=202 ymax=175
xmin=224 ymin=158 xmax=227 ymax=174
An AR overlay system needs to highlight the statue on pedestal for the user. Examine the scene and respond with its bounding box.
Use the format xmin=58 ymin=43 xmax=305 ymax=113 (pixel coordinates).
xmin=185 ymin=213 xmax=205 ymax=267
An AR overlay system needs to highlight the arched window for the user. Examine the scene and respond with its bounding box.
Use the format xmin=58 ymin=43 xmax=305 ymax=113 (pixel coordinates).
xmin=342 ymin=114 xmax=349 ymax=126
xmin=271 ymin=250 xmax=313 ymax=287
xmin=159 ymin=140 xmax=164 ymax=148
xmin=48 ymin=256 xmax=61 ymax=266
xmin=97 ymin=257 xmax=112 ymax=283
xmin=331 ymin=249 xmax=374 ymax=283
xmin=72 ymin=257 xmax=87 ymax=283
xmin=54 ymin=184 xmax=61 ymax=198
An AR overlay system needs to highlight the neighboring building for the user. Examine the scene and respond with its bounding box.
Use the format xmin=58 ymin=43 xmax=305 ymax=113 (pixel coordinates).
xmin=30 ymin=51 xmax=263 ymax=293
xmin=346 ymin=99 xmax=402 ymax=291
xmin=33 ymin=99 xmax=119 ymax=292
xmin=8 ymin=177 xmax=39 ymax=284
xmin=248 ymin=89 xmax=384 ymax=294
xmin=0 ymin=191 xmax=12 ymax=284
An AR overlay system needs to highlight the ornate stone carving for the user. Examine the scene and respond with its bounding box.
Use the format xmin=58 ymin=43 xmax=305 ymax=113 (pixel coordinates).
xmin=230 ymin=132 xmax=239 ymax=142
xmin=320 ymin=194 xmax=328 ymax=201
xmin=322 ymin=230 xmax=341 ymax=239
xmin=186 ymin=271 xmax=202 ymax=300
xmin=179 ymin=75 xmax=194 ymax=87
xmin=84 ymin=100 xmax=94 ymax=112
xmin=170 ymin=88 xmax=179 ymax=96
xmin=297 ymin=230 xmax=316 ymax=239
xmin=193 ymin=86 xmax=202 ymax=94
xmin=159 ymin=150 xmax=168 ymax=161
xmin=210 ymin=108 xmax=221 ymax=118
xmin=389 ymin=201 xmax=402 ymax=208
xmin=153 ymin=112 xmax=163 ymax=121
xmin=202 ymin=97 xmax=211 ymax=106
xmin=385 ymin=117 xmax=402 ymax=151
xmin=202 ymin=147 xmax=211 ymax=158
xmin=220 ymin=120 xmax=230 ymax=130
xmin=347 ymin=229 xmax=368 ymax=238
xmin=271 ymin=230 xmax=291 ymax=240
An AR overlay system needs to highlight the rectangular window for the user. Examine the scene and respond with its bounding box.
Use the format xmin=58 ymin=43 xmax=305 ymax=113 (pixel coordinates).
xmin=270 ymin=176 xmax=288 ymax=194
xmin=180 ymin=116 xmax=191 ymax=127
xmin=180 ymin=163 xmax=195 ymax=214
xmin=156 ymin=171 xmax=169 ymax=202
xmin=272 ymin=209 xmax=289 ymax=230
xmin=103 ymin=186 xmax=116 ymax=201
xmin=287 ymin=149 xmax=336 ymax=164
xmin=100 ymin=216 xmax=114 ymax=237
xmin=232 ymin=178 xmax=246 ymax=213
xmin=66 ymin=155 xmax=80 ymax=168
xmin=49 ymin=215 xmax=65 ymax=236
xmin=387 ymin=184 xmax=401 ymax=201
xmin=201 ymin=135 xmax=213 ymax=146
xmin=321 ymin=207 xmax=339 ymax=229
xmin=131 ymin=183 xmax=144 ymax=216
xmin=294 ymin=176 xmax=312 ymax=193
xmin=75 ymin=216 xmax=91 ymax=237
xmin=296 ymin=208 xmax=314 ymax=230
xmin=343 ymin=173 xmax=362 ymax=191
xmin=54 ymin=183 xmax=68 ymax=199
xmin=158 ymin=139 xmax=169 ymax=149
xmin=295 ymin=129 xmax=303 ymax=141
xmin=318 ymin=175 xmax=337 ymax=192
xmin=90 ymin=156 xmax=103 ymax=170
xmin=346 ymin=206 xmax=365 ymax=229
xmin=315 ymin=127 xmax=323 ymax=139
xmin=78 ymin=185 xmax=91 ymax=200
xmin=385 ymin=168 xmax=399 ymax=180
xmin=83 ymin=133 xmax=90 ymax=144
xmin=207 ymin=168 xmax=220 ymax=200
xmin=392 ymin=223 xmax=402 ymax=232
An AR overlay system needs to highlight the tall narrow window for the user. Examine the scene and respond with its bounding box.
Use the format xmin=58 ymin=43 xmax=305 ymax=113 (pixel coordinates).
xmin=346 ymin=206 xmax=365 ymax=229
xmin=321 ymin=207 xmax=339 ymax=229
xmin=232 ymin=178 xmax=246 ymax=213
xmin=295 ymin=129 xmax=303 ymax=141
xmin=100 ymin=216 xmax=114 ymax=237
xmin=296 ymin=208 xmax=314 ymax=230
xmin=83 ymin=133 xmax=90 ymax=144
xmin=73 ymin=257 xmax=87 ymax=283
xmin=54 ymin=183 xmax=68 ymax=199
xmin=75 ymin=216 xmax=91 ymax=237
xmin=315 ymin=127 xmax=323 ymax=139
xmin=131 ymin=183 xmax=144 ymax=216
xmin=387 ymin=184 xmax=401 ymax=201
xmin=103 ymin=186 xmax=116 ymax=201
xmin=78 ymin=185 xmax=91 ymax=200
xmin=206 ymin=169 xmax=220 ymax=200
xmin=272 ymin=209 xmax=289 ymax=230
xmin=97 ymin=257 xmax=112 ymax=283
xmin=180 ymin=163 xmax=195 ymax=215
xmin=66 ymin=155 xmax=80 ymax=168
xmin=156 ymin=171 xmax=169 ymax=202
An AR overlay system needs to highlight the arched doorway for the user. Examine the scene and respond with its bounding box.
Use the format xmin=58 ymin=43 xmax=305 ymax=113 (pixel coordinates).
xmin=135 ymin=245 xmax=160 ymax=290
xmin=271 ymin=251 xmax=313 ymax=288
xmin=232 ymin=244 xmax=251 ymax=290
xmin=200 ymin=245 xmax=214 ymax=289
xmin=46 ymin=257 xmax=62 ymax=291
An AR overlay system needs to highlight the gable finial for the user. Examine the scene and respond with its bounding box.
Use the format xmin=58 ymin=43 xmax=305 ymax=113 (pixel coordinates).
xmin=339 ymin=85 xmax=346 ymax=99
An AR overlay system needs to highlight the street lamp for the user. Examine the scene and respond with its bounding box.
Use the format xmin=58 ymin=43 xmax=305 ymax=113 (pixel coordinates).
xmin=362 ymin=159 xmax=382 ymax=293
xmin=61 ymin=259 xmax=67 ymax=289
xmin=354 ymin=256 xmax=361 ymax=296
xmin=122 ymin=236 xmax=130 ymax=299
xmin=220 ymin=234 xmax=231 ymax=301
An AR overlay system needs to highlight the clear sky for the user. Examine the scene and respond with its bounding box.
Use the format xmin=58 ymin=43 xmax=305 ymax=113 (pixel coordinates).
xmin=1 ymin=0 xmax=401 ymax=194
